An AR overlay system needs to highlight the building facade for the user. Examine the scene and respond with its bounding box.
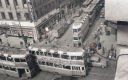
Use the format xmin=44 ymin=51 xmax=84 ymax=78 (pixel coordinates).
xmin=0 ymin=0 xmax=80 ymax=42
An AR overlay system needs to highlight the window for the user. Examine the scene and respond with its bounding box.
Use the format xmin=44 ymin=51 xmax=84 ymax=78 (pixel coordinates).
xmin=17 ymin=13 xmax=21 ymax=20
xmin=61 ymin=54 xmax=69 ymax=59
xmin=5 ymin=0 xmax=10 ymax=6
xmin=73 ymin=37 xmax=79 ymax=40
xmin=20 ymin=58 xmax=26 ymax=62
xmin=31 ymin=51 xmax=35 ymax=55
xmin=38 ymin=61 xmax=45 ymax=65
xmin=46 ymin=62 xmax=53 ymax=66
xmin=47 ymin=52 xmax=52 ymax=57
xmin=26 ymin=69 xmax=29 ymax=72
xmin=73 ymin=29 xmax=77 ymax=32
xmin=40 ymin=52 xmax=43 ymax=55
xmin=82 ymin=67 xmax=85 ymax=70
xmin=78 ymin=28 xmax=81 ymax=31
xmin=36 ymin=51 xmax=39 ymax=55
xmin=44 ymin=52 xmax=52 ymax=57
xmin=0 ymin=0 xmax=2 ymax=7
xmin=8 ymin=12 xmax=14 ymax=20
xmin=14 ymin=0 xmax=18 ymax=6
xmin=7 ymin=57 xmax=13 ymax=61
xmin=72 ymin=66 xmax=80 ymax=70
xmin=1 ymin=12 xmax=6 ymax=19
xmin=44 ymin=52 xmax=47 ymax=56
xmin=29 ymin=50 xmax=32 ymax=54
xmin=23 ymin=0 xmax=27 ymax=4
xmin=3 ymin=66 xmax=9 ymax=70
xmin=0 ymin=65 xmax=2 ymax=68
xmin=14 ymin=58 xmax=20 ymax=62
xmin=53 ymin=53 xmax=60 ymax=58
xmin=54 ymin=64 xmax=62 ymax=68
xmin=77 ymin=56 xmax=83 ymax=60
xmin=71 ymin=56 xmax=77 ymax=60
xmin=0 ymin=55 xmax=6 ymax=60
xmin=10 ymin=67 xmax=16 ymax=71
xmin=24 ymin=13 xmax=30 ymax=20
xmin=41 ymin=61 xmax=45 ymax=65
xmin=63 ymin=65 xmax=71 ymax=70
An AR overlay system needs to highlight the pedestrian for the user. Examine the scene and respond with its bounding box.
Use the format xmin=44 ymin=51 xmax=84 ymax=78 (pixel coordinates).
xmin=20 ymin=41 xmax=23 ymax=48
xmin=0 ymin=38 xmax=2 ymax=44
xmin=7 ymin=42 xmax=10 ymax=47
xmin=97 ymin=42 xmax=102 ymax=50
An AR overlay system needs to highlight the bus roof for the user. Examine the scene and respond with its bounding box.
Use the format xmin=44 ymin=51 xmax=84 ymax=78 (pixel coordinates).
xmin=11 ymin=55 xmax=26 ymax=58
xmin=67 ymin=52 xmax=84 ymax=56
xmin=72 ymin=22 xmax=82 ymax=29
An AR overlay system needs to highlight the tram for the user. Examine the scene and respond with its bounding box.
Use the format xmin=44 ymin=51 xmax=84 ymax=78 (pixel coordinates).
xmin=0 ymin=53 xmax=31 ymax=78
xmin=83 ymin=0 xmax=104 ymax=26
xmin=28 ymin=47 xmax=86 ymax=76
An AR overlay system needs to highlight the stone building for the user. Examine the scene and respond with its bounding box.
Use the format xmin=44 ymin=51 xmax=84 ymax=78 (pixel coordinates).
xmin=0 ymin=0 xmax=80 ymax=42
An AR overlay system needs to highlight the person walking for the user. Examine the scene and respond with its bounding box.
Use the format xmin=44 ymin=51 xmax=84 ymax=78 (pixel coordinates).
xmin=0 ymin=38 xmax=2 ymax=44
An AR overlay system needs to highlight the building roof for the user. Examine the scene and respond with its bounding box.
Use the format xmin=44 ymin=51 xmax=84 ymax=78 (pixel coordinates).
xmin=115 ymin=47 xmax=128 ymax=80
xmin=117 ymin=24 xmax=128 ymax=46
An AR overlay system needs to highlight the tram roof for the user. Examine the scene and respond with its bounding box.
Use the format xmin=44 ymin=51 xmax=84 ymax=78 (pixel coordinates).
xmin=67 ymin=52 xmax=84 ymax=56
xmin=11 ymin=54 xmax=26 ymax=58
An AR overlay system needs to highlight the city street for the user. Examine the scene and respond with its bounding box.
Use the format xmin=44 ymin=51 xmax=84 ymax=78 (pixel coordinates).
xmin=0 ymin=16 xmax=117 ymax=80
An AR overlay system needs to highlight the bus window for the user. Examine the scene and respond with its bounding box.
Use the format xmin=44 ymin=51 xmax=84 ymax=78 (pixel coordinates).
xmin=31 ymin=51 xmax=35 ymax=55
xmin=0 ymin=65 xmax=2 ymax=68
xmin=10 ymin=67 xmax=16 ymax=71
xmin=72 ymin=66 xmax=80 ymax=70
xmin=20 ymin=58 xmax=26 ymax=62
xmin=3 ymin=66 xmax=9 ymax=70
xmin=54 ymin=64 xmax=62 ymax=68
xmin=77 ymin=56 xmax=83 ymax=60
xmin=73 ymin=29 xmax=78 ymax=33
xmin=0 ymin=56 xmax=6 ymax=60
xmin=47 ymin=52 xmax=52 ymax=57
xmin=7 ymin=57 xmax=13 ymax=62
xmin=71 ymin=56 xmax=77 ymax=60
xmin=73 ymin=37 xmax=79 ymax=40
xmin=38 ymin=61 xmax=45 ymax=65
xmin=36 ymin=51 xmax=39 ymax=55
xmin=46 ymin=62 xmax=53 ymax=66
xmin=40 ymin=52 xmax=43 ymax=55
xmin=61 ymin=54 xmax=69 ymax=59
xmin=63 ymin=65 xmax=71 ymax=70
xmin=26 ymin=69 xmax=29 ymax=72
xmin=44 ymin=52 xmax=47 ymax=56
xmin=41 ymin=61 xmax=45 ymax=65
xmin=82 ymin=67 xmax=85 ymax=70
xmin=78 ymin=28 xmax=81 ymax=31
xmin=53 ymin=53 xmax=60 ymax=58
xmin=29 ymin=50 xmax=32 ymax=54
xmin=14 ymin=58 xmax=20 ymax=62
